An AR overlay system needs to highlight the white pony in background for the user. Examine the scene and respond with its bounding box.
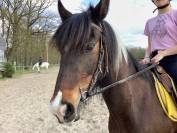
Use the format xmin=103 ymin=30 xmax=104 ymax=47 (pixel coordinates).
xmin=32 ymin=62 xmax=50 ymax=72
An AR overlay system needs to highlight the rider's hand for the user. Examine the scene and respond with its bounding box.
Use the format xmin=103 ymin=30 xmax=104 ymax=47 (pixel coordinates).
xmin=151 ymin=50 xmax=166 ymax=64
xmin=140 ymin=57 xmax=150 ymax=64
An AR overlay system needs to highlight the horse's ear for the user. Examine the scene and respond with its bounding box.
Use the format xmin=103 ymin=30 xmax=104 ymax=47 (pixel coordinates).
xmin=58 ymin=0 xmax=72 ymax=21
xmin=91 ymin=0 xmax=110 ymax=22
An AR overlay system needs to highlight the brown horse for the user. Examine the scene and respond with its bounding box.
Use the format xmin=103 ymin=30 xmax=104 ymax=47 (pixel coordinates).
xmin=50 ymin=0 xmax=177 ymax=132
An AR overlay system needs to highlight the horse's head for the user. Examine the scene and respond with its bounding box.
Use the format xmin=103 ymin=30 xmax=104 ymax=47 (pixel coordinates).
xmin=50 ymin=0 xmax=111 ymax=123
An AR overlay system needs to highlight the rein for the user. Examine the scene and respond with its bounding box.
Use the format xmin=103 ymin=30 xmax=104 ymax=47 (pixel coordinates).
xmin=80 ymin=23 xmax=158 ymax=102
xmin=80 ymin=63 xmax=157 ymax=102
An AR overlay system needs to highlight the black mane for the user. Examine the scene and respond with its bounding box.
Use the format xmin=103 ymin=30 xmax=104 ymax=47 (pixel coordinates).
xmin=127 ymin=51 xmax=153 ymax=82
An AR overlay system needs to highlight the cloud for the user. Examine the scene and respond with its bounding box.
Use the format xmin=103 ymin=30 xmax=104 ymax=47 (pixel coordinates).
xmin=104 ymin=0 xmax=177 ymax=48
xmin=81 ymin=0 xmax=99 ymax=7
xmin=48 ymin=0 xmax=84 ymax=15
xmin=60 ymin=0 xmax=85 ymax=12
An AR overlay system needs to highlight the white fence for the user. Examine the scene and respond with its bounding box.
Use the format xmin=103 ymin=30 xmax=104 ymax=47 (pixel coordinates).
xmin=13 ymin=63 xmax=32 ymax=72
xmin=0 ymin=50 xmax=5 ymax=63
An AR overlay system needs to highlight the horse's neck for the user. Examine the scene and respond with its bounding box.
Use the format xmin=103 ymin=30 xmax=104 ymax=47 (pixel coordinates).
xmin=102 ymin=58 xmax=159 ymax=132
xmin=103 ymin=58 xmax=137 ymax=104
xmin=103 ymin=58 xmax=140 ymax=110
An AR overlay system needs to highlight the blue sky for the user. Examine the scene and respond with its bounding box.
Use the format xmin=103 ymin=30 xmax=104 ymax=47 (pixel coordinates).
xmin=50 ymin=0 xmax=177 ymax=48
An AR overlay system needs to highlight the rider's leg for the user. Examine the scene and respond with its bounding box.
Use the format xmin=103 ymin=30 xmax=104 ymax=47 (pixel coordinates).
xmin=37 ymin=66 xmax=40 ymax=73
xmin=159 ymin=54 xmax=177 ymax=85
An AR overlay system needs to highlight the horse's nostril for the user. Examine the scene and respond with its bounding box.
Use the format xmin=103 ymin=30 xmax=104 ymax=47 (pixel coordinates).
xmin=64 ymin=102 xmax=75 ymax=121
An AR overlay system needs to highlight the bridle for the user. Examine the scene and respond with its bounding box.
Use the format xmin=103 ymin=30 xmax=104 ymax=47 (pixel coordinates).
xmin=80 ymin=23 xmax=157 ymax=102
xmin=80 ymin=23 xmax=106 ymax=102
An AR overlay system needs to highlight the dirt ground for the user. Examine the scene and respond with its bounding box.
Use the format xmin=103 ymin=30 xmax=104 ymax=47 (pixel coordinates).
xmin=0 ymin=67 xmax=109 ymax=133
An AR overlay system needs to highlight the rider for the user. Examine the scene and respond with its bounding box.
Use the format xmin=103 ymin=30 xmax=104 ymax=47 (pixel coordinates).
xmin=141 ymin=0 xmax=177 ymax=85
xmin=38 ymin=57 xmax=43 ymax=66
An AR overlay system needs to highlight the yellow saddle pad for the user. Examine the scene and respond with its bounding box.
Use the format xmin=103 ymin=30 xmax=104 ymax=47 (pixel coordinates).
xmin=152 ymin=73 xmax=177 ymax=122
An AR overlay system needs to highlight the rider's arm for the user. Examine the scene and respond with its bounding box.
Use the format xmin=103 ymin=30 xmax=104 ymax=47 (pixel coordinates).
xmin=160 ymin=46 xmax=177 ymax=57
xmin=140 ymin=36 xmax=151 ymax=64
xmin=144 ymin=36 xmax=151 ymax=59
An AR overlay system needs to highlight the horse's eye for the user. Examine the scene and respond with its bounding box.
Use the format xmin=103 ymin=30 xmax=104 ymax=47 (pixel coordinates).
xmin=83 ymin=42 xmax=95 ymax=53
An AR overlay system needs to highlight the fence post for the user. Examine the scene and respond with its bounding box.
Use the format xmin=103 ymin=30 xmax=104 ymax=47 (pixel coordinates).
xmin=13 ymin=61 xmax=16 ymax=72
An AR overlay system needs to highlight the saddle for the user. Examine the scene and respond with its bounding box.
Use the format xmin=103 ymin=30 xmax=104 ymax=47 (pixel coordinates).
xmin=152 ymin=65 xmax=177 ymax=105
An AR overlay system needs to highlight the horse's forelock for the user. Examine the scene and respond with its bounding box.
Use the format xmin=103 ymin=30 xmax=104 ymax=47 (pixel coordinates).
xmin=52 ymin=11 xmax=92 ymax=53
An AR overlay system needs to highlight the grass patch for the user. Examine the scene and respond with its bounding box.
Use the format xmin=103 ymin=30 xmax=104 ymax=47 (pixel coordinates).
xmin=0 ymin=69 xmax=34 ymax=80
xmin=0 ymin=75 xmax=6 ymax=80
xmin=14 ymin=69 xmax=34 ymax=77
xmin=0 ymin=65 xmax=58 ymax=80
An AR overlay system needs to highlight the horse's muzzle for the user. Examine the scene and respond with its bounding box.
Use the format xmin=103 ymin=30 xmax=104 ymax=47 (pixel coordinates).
xmin=50 ymin=100 xmax=79 ymax=123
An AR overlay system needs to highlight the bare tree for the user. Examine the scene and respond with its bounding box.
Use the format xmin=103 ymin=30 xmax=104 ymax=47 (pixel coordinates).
xmin=0 ymin=0 xmax=58 ymax=65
